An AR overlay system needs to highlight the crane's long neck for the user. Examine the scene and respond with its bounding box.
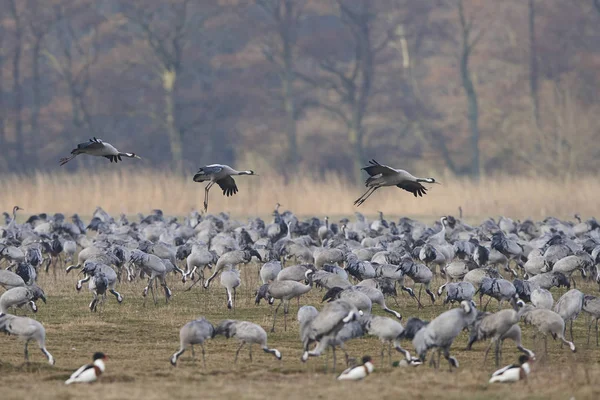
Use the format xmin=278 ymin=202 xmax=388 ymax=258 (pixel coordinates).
xmin=286 ymin=222 xmax=292 ymax=240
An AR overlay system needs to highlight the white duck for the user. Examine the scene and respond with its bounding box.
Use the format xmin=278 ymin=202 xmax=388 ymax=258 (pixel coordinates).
xmin=337 ymin=355 xmax=374 ymax=381
xmin=65 ymin=352 xmax=107 ymax=385
xmin=489 ymin=354 xmax=533 ymax=383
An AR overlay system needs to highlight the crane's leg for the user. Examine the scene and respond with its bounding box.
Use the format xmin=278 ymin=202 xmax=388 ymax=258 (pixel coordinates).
xmin=388 ymin=341 xmax=393 ymax=366
xmin=332 ymin=346 xmax=337 ymax=373
xmin=248 ymin=344 xmax=252 ymax=362
xmin=588 ymin=318 xmax=592 ymax=346
xmin=354 ymin=187 xmax=379 ymax=207
xmin=283 ymin=300 xmax=289 ymax=332
xmin=494 ymin=339 xmax=501 ymax=367
xmin=24 ymin=340 xmax=30 ymax=363
xmin=234 ymin=342 xmax=245 ymax=364
xmin=353 ymin=187 xmax=374 ymax=206
xmin=271 ymin=301 xmax=282 ymax=332
xmin=570 ymin=320 xmax=574 ymax=341
xmin=204 ymin=182 xmax=215 ymax=212
xmin=380 ymin=342 xmax=385 ymax=368
xmin=191 ymin=345 xmax=196 ymax=364
xmin=482 ymin=340 xmax=494 ymax=365
xmin=201 ymin=343 xmax=207 ymax=368
xmin=417 ymin=285 xmax=424 ymax=309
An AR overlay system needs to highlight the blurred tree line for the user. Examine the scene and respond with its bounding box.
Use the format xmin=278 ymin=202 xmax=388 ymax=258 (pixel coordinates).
xmin=1 ymin=0 xmax=599 ymax=180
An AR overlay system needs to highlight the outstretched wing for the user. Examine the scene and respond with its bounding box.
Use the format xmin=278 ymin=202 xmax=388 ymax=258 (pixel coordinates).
xmin=73 ymin=137 xmax=104 ymax=153
xmin=397 ymin=181 xmax=428 ymax=197
xmin=193 ymin=165 xmax=224 ymax=182
xmin=216 ymin=176 xmax=238 ymax=197
xmin=361 ymin=159 xmax=397 ymax=177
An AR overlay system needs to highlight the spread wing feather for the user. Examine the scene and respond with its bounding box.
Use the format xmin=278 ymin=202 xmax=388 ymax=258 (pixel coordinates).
xmin=216 ymin=176 xmax=238 ymax=197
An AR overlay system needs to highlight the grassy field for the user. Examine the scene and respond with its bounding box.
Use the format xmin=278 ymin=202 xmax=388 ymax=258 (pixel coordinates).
xmin=0 ymin=261 xmax=599 ymax=400
xmin=1 ymin=170 xmax=600 ymax=219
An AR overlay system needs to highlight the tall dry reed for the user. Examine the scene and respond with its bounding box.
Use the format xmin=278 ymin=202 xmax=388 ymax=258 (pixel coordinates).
xmin=0 ymin=169 xmax=598 ymax=220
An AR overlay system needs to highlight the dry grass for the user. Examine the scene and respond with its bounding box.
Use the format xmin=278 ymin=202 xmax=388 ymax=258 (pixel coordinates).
xmin=1 ymin=169 xmax=600 ymax=219
xmin=0 ymin=262 xmax=599 ymax=400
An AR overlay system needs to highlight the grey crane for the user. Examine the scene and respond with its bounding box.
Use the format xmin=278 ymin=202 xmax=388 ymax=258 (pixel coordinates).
xmin=443 ymin=282 xmax=476 ymax=305
xmin=220 ymin=268 xmax=241 ymax=310
xmin=463 ymin=267 xmax=502 ymax=289
xmin=466 ymin=297 xmax=530 ymax=366
xmin=298 ymin=305 xmax=366 ymax=371
xmin=323 ymin=285 xmax=402 ymax=320
xmin=192 ymin=164 xmax=257 ymax=212
xmin=63 ymin=240 xmax=77 ymax=264
xmin=365 ymin=315 xmax=412 ymax=366
xmin=322 ymin=286 xmax=373 ymax=317
xmin=259 ymin=260 xmax=282 ymax=284
xmin=531 ymin=288 xmax=554 ymax=310
xmin=311 ymin=270 xmax=352 ymax=290
xmin=0 ymin=313 xmax=55 ymax=365
xmin=170 ymin=317 xmax=215 ymax=367
xmin=300 ymin=300 xmax=359 ymax=363
xmin=549 ymin=251 xmax=593 ymax=288
xmin=127 ymin=250 xmax=172 ymax=305
xmin=553 ymin=289 xmax=584 ymax=342
xmin=0 ymin=285 xmax=46 ymax=314
xmin=255 ymin=270 xmax=314 ymax=332
xmin=437 ymin=260 xmax=477 ymax=295
xmin=276 ymin=264 xmax=312 ymax=282
xmin=345 ymin=253 xmax=376 ymax=281
xmin=77 ymin=261 xmax=123 ymax=312
xmin=527 ymin=271 xmax=570 ymax=291
xmin=59 ymin=137 xmax=141 ymax=165
xmin=0 ymin=269 xmax=26 ymax=290
xmin=397 ymin=260 xmax=435 ymax=308
xmin=476 ymin=277 xmax=517 ymax=310
xmin=214 ymin=320 xmax=281 ymax=363
xmin=582 ymin=295 xmax=600 ymax=346
xmin=314 ymin=247 xmax=345 ymax=269
xmin=203 ymin=248 xmax=261 ymax=289
xmin=412 ymin=300 xmax=478 ymax=371
xmin=182 ymin=246 xmax=218 ymax=288
xmin=521 ymin=305 xmax=576 ymax=353
xmin=354 ymin=159 xmax=437 ymax=207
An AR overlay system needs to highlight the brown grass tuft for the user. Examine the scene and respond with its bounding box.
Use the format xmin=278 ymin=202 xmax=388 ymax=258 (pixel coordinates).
xmin=1 ymin=169 xmax=599 ymax=219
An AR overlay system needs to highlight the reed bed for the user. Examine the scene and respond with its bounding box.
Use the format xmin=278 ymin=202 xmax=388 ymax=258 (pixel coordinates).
xmin=0 ymin=169 xmax=598 ymax=219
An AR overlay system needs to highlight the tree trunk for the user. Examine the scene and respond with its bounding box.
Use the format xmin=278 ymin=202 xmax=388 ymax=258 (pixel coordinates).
xmin=528 ymin=0 xmax=540 ymax=127
xmin=281 ymin=0 xmax=299 ymax=170
xmin=31 ymin=37 xmax=43 ymax=162
xmin=9 ymin=0 xmax=25 ymax=168
xmin=348 ymin=121 xmax=364 ymax=182
xmin=458 ymin=0 xmax=481 ymax=179
xmin=0 ymin=31 xmax=6 ymax=168
xmin=163 ymin=69 xmax=184 ymax=174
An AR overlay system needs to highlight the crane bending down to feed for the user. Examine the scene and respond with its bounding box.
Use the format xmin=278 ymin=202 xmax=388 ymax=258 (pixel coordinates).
xmin=354 ymin=160 xmax=438 ymax=207
xmin=59 ymin=137 xmax=141 ymax=165
xmin=193 ymin=164 xmax=257 ymax=212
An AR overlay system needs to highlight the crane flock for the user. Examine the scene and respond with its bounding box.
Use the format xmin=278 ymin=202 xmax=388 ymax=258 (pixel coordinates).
xmin=0 ymin=138 xmax=597 ymax=390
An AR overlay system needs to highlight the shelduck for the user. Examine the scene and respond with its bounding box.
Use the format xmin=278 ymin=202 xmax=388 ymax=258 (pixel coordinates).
xmin=489 ymin=355 xmax=532 ymax=383
xmin=337 ymin=355 xmax=374 ymax=381
xmin=65 ymin=352 xmax=108 ymax=385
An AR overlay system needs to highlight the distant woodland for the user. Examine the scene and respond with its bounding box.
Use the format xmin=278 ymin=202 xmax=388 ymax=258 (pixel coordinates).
xmin=1 ymin=0 xmax=599 ymax=180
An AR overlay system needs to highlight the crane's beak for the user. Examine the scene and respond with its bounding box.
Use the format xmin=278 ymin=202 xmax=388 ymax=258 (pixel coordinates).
xmin=134 ymin=155 xmax=142 ymax=160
